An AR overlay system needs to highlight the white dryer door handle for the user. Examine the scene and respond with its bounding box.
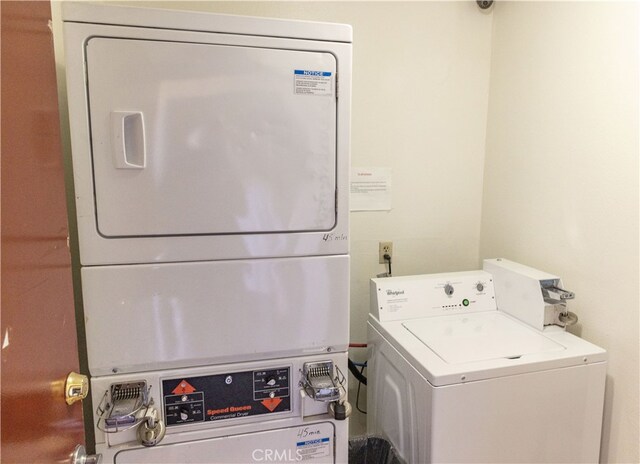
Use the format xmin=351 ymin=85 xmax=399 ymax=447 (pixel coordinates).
xmin=111 ymin=111 xmax=146 ymax=169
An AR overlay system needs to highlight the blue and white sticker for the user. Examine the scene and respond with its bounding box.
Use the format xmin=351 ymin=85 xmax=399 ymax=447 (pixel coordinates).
xmin=294 ymin=70 xmax=333 ymax=97
xmin=296 ymin=437 xmax=331 ymax=460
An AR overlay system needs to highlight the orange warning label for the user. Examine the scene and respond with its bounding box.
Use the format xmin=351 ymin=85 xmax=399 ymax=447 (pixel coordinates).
xmin=172 ymin=380 xmax=196 ymax=395
xmin=261 ymin=397 xmax=282 ymax=412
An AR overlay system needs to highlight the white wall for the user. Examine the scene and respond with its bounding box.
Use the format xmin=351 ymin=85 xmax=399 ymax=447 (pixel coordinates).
xmin=481 ymin=2 xmax=639 ymax=463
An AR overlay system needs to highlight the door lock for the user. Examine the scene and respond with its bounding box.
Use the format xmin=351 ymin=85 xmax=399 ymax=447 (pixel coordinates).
xmin=137 ymin=409 xmax=166 ymax=447
xmin=65 ymin=372 xmax=89 ymax=405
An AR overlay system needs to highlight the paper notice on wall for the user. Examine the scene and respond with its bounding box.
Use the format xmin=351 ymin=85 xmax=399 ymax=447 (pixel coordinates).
xmin=350 ymin=167 xmax=392 ymax=211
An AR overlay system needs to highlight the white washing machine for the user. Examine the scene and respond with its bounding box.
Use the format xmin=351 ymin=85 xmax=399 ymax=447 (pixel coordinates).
xmin=367 ymin=259 xmax=607 ymax=463
xmin=62 ymin=2 xmax=352 ymax=462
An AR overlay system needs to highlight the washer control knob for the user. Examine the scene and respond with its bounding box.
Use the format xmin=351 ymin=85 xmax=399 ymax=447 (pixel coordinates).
xmin=444 ymin=284 xmax=454 ymax=296
xmin=476 ymin=282 xmax=484 ymax=292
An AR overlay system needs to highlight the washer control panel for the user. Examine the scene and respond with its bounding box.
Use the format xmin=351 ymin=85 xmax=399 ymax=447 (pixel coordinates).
xmin=371 ymin=270 xmax=497 ymax=322
xmin=163 ymin=367 xmax=290 ymax=427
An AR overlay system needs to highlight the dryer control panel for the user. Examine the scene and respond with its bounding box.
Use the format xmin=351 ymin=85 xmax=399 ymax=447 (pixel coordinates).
xmin=370 ymin=271 xmax=497 ymax=322
xmin=162 ymin=367 xmax=291 ymax=427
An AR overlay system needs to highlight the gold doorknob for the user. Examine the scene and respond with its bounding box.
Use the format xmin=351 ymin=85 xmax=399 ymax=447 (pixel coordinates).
xmin=65 ymin=372 xmax=89 ymax=405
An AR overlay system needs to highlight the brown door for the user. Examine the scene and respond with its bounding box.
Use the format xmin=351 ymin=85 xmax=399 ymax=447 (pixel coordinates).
xmin=1 ymin=1 xmax=85 ymax=462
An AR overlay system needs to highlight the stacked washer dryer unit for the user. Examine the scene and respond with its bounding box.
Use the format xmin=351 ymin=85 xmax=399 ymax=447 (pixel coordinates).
xmin=63 ymin=3 xmax=352 ymax=462
xmin=368 ymin=259 xmax=607 ymax=463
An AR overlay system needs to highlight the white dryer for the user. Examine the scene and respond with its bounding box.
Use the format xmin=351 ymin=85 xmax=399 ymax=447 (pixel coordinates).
xmin=62 ymin=2 xmax=352 ymax=462
xmin=367 ymin=259 xmax=606 ymax=463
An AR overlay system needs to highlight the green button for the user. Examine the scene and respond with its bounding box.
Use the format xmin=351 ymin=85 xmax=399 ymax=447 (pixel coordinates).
xmin=462 ymin=299 xmax=470 ymax=307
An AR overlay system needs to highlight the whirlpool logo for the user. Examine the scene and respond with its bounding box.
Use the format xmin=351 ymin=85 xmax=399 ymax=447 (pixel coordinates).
xmin=386 ymin=289 xmax=405 ymax=296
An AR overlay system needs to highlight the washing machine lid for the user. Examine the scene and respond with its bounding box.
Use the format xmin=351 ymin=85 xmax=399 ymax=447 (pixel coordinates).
xmin=370 ymin=307 xmax=607 ymax=387
xmin=402 ymin=311 xmax=565 ymax=364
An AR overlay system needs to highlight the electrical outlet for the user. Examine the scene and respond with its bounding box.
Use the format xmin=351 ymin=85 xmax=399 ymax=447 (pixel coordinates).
xmin=379 ymin=241 xmax=393 ymax=264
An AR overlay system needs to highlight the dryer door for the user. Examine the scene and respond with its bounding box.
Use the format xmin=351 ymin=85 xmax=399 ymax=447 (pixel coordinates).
xmin=65 ymin=22 xmax=351 ymax=265
xmin=87 ymin=38 xmax=336 ymax=238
